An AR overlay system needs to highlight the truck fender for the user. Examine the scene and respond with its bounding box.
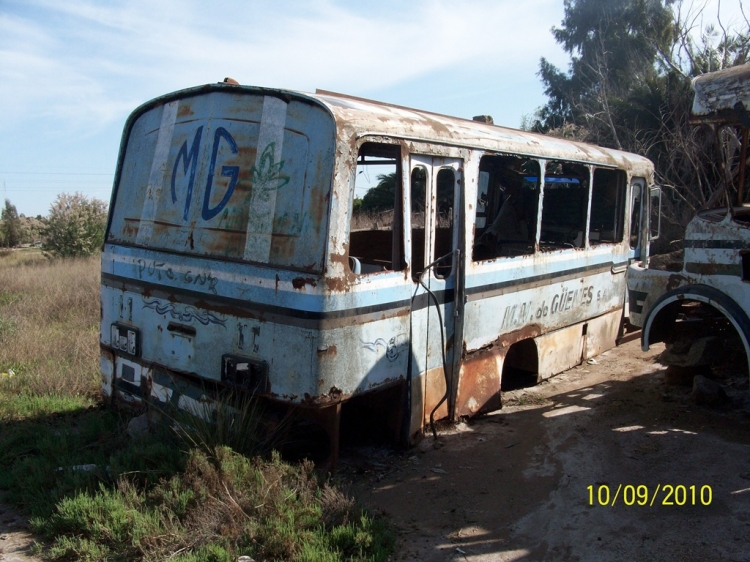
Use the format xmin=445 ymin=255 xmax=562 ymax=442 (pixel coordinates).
xmin=642 ymin=284 xmax=750 ymax=372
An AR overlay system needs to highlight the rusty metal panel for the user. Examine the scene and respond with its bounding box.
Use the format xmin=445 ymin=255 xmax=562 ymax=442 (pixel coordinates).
xmin=422 ymin=366 xmax=449 ymax=424
xmin=584 ymin=309 xmax=622 ymax=359
xmin=455 ymin=346 xmax=504 ymax=417
xmin=536 ymin=323 xmax=585 ymax=380
xmin=692 ymin=64 xmax=750 ymax=118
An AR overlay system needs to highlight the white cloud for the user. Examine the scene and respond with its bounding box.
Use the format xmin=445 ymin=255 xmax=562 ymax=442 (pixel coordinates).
xmin=0 ymin=0 xmax=567 ymax=133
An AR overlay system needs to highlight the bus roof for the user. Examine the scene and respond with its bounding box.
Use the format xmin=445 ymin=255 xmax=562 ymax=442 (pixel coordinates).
xmin=691 ymin=63 xmax=750 ymax=125
xmin=130 ymin=82 xmax=654 ymax=173
xmin=308 ymin=88 xmax=651 ymax=171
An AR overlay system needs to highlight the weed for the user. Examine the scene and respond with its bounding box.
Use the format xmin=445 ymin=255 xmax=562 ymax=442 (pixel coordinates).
xmin=168 ymin=389 xmax=290 ymax=458
xmin=25 ymin=445 xmax=394 ymax=561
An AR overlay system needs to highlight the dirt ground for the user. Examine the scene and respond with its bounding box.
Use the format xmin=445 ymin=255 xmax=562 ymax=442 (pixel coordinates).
xmin=3 ymin=338 xmax=750 ymax=561
xmin=0 ymin=503 xmax=36 ymax=562
xmin=343 ymin=339 xmax=750 ymax=562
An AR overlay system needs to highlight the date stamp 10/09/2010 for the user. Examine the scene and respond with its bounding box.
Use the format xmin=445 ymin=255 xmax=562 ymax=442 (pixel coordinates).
xmin=587 ymin=484 xmax=713 ymax=507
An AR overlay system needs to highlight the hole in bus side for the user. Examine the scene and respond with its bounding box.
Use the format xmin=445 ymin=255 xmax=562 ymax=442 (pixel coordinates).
xmin=501 ymin=339 xmax=539 ymax=391
xmin=539 ymin=161 xmax=589 ymax=251
xmin=472 ymin=155 xmax=540 ymax=261
xmin=349 ymin=142 xmax=405 ymax=274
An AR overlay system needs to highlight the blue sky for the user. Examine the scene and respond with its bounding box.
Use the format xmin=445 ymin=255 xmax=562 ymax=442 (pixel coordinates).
xmin=0 ymin=0 xmax=746 ymax=217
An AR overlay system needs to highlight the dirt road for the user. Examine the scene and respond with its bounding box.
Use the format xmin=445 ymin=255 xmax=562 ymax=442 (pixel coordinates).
xmin=345 ymin=339 xmax=750 ymax=561
xmin=0 ymin=503 xmax=36 ymax=562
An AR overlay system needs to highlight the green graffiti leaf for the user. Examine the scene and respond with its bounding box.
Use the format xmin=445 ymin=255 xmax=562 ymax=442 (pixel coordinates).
xmin=250 ymin=142 xmax=290 ymax=194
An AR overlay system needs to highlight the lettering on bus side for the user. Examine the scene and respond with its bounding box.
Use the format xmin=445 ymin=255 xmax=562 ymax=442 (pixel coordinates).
xmin=500 ymin=285 xmax=596 ymax=329
xmin=136 ymin=258 xmax=218 ymax=294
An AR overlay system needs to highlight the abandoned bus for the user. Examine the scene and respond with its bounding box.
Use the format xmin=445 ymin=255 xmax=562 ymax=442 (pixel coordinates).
xmin=100 ymin=81 xmax=657 ymax=458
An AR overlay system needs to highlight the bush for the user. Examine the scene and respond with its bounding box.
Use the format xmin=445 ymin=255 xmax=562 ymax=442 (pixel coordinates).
xmin=42 ymin=193 xmax=107 ymax=258
xmin=1 ymin=199 xmax=21 ymax=248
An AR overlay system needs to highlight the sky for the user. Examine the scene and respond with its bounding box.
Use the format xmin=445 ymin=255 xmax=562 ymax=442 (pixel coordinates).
xmin=0 ymin=0 xmax=747 ymax=217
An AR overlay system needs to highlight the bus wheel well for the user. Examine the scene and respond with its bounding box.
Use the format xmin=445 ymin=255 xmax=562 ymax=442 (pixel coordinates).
xmin=501 ymin=338 xmax=539 ymax=391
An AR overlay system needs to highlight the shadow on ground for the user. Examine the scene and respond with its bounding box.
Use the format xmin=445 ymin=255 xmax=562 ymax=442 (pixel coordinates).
xmin=343 ymin=341 xmax=750 ymax=562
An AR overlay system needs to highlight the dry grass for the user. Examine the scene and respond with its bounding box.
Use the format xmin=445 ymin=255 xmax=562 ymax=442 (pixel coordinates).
xmin=0 ymin=254 xmax=100 ymax=397
xmin=0 ymin=248 xmax=48 ymax=267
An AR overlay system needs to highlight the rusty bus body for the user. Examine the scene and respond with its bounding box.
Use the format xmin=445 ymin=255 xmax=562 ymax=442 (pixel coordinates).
xmin=628 ymin=64 xmax=750 ymax=378
xmin=101 ymin=82 xmax=656 ymax=456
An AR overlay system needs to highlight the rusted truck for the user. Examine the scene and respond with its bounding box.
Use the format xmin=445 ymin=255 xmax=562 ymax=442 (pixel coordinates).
xmin=101 ymin=80 xmax=657 ymax=459
xmin=627 ymin=64 xmax=750 ymax=381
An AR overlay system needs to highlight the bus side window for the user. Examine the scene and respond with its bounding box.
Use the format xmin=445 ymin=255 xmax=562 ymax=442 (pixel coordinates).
xmin=472 ymin=155 xmax=539 ymax=261
xmin=539 ymin=161 xmax=589 ymax=250
xmin=590 ymin=168 xmax=626 ymax=245
xmin=349 ymin=142 xmax=405 ymax=274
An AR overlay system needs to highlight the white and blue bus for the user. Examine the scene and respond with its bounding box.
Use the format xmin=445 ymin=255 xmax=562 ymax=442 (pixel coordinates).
xmin=101 ymin=81 xmax=657 ymax=460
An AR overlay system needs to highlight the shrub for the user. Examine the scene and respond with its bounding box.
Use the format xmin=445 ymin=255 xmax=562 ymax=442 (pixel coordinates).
xmin=42 ymin=193 xmax=107 ymax=258
xmin=1 ymin=199 xmax=21 ymax=248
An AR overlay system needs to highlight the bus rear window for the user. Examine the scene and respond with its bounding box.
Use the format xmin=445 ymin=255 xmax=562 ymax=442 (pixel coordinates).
xmin=107 ymin=91 xmax=334 ymax=272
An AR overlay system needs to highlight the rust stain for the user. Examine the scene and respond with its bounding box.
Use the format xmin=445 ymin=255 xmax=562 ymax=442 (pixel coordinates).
xmin=325 ymin=276 xmax=347 ymax=292
xmin=301 ymin=385 xmax=349 ymax=406
xmin=177 ymin=104 xmax=194 ymax=117
xmin=498 ymin=323 xmax=542 ymax=348
xmin=423 ymin=366 xmax=449 ymax=423
xmin=292 ymin=277 xmax=317 ymax=289
xmin=667 ymin=273 xmax=687 ymax=292
xmin=456 ymin=347 xmax=504 ymax=417
xmin=317 ymin=345 xmax=337 ymax=357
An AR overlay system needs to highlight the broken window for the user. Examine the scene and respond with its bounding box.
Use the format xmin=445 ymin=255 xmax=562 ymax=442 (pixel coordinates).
xmin=349 ymin=142 xmax=404 ymax=274
xmin=589 ymin=168 xmax=626 ymax=245
xmin=410 ymin=165 xmax=427 ymax=280
xmin=472 ymin=155 xmax=540 ymax=261
xmin=433 ymin=168 xmax=456 ymax=278
xmin=630 ymin=182 xmax=643 ymax=250
xmin=539 ymin=161 xmax=589 ymax=250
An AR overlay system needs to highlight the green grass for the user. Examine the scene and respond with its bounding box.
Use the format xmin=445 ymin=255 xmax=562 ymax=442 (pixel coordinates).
xmin=0 ymin=256 xmax=396 ymax=561
xmin=1 ymin=391 xmax=395 ymax=561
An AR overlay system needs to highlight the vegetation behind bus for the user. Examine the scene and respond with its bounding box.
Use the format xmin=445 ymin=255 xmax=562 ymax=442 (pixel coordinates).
xmin=532 ymin=0 xmax=750 ymax=246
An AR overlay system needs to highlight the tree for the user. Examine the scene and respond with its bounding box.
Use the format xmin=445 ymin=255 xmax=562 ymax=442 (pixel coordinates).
xmin=42 ymin=193 xmax=108 ymax=258
xmin=535 ymin=0 xmax=750 ymax=237
xmin=360 ymin=173 xmax=397 ymax=213
xmin=1 ymin=199 xmax=21 ymax=248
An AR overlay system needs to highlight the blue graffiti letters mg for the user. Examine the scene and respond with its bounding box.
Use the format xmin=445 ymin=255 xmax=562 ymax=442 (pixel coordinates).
xmin=171 ymin=126 xmax=203 ymax=221
xmin=202 ymin=127 xmax=239 ymax=220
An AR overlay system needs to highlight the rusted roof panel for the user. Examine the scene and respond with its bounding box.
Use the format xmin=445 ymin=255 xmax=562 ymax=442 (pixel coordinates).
xmin=311 ymin=89 xmax=652 ymax=172
xmin=692 ymin=63 xmax=750 ymax=117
